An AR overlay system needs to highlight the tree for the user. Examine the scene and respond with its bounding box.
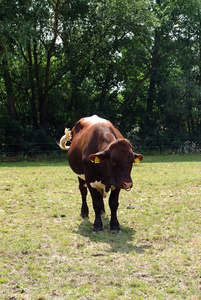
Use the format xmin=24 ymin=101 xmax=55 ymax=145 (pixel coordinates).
xmin=1 ymin=0 xmax=201 ymax=153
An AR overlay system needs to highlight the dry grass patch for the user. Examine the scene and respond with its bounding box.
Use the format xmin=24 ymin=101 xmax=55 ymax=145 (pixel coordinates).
xmin=0 ymin=155 xmax=201 ymax=299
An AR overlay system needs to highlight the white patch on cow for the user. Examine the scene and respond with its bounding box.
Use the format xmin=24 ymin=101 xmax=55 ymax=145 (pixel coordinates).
xmin=77 ymin=174 xmax=86 ymax=181
xmin=84 ymin=115 xmax=107 ymax=125
xmin=90 ymin=181 xmax=107 ymax=198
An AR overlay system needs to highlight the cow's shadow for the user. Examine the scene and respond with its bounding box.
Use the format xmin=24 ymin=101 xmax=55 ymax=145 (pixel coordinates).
xmin=74 ymin=217 xmax=151 ymax=254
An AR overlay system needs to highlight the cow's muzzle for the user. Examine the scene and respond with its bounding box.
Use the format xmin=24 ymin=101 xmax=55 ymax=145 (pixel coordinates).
xmin=122 ymin=181 xmax=133 ymax=191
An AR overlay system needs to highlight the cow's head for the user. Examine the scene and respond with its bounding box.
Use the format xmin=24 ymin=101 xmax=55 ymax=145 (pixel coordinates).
xmin=89 ymin=139 xmax=143 ymax=190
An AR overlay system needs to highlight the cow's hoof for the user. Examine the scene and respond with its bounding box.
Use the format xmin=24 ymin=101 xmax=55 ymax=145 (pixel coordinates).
xmin=110 ymin=224 xmax=121 ymax=231
xmin=93 ymin=225 xmax=103 ymax=232
xmin=80 ymin=209 xmax=89 ymax=219
xmin=81 ymin=213 xmax=89 ymax=219
xmin=93 ymin=227 xmax=103 ymax=233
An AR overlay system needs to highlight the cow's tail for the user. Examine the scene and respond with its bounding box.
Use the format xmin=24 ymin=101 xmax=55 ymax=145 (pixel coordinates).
xmin=59 ymin=128 xmax=72 ymax=150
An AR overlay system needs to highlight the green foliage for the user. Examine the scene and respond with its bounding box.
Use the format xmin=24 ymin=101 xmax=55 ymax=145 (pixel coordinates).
xmin=0 ymin=0 xmax=201 ymax=147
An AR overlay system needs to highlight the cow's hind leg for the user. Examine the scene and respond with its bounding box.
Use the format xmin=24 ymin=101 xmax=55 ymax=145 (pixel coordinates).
xmin=78 ymin=177 xmax=89 ymax=218
xmin=88 ymin=187 xmax=104 ymax=232
xmin=109 ymin=189 xmax=121 ymax=231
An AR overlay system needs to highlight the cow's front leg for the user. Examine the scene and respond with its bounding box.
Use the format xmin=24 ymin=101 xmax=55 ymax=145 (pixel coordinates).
xmin=88 ymin=187 xmax=104 ymax=232
xmin=78 ymin=177 xmax=89 ymax=218
xmin=109 ymin=189 xmax=121 ymax=231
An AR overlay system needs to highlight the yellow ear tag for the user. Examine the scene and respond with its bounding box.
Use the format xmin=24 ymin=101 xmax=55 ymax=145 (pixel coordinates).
xmin=94 ymin=156 xmax=100 ymax=163
xmin=134 ymin=158 xmax=140 ymax=165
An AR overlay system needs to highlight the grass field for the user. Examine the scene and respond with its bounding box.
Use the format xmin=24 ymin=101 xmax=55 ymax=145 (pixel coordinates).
xmin=0 ymin=155 xmax=201 ymax=299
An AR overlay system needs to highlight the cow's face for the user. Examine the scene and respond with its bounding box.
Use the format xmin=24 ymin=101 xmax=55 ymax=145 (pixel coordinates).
xmin=89 ymin=139 xmax=143 ymax=190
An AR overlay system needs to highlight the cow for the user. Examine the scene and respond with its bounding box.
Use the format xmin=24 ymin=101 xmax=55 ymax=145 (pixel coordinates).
xmin=59 ymin=115 xmax=143 ymax=232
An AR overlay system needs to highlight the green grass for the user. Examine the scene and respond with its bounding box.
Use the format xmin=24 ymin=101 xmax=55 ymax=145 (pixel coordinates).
xmin=0 ymin=155 xmax=201 ymax=299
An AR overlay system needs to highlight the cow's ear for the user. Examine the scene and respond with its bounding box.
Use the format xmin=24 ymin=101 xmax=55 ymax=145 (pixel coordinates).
xmin=89 ymin=150 xmax=109 ymax=164
xmin=133 ymin=153 xmax=143 ymax=164
xmin=89 ymin=154 xmax=102 ymax=164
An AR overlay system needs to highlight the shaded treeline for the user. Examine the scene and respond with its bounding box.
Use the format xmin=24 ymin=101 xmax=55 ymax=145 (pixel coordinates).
xmin=0 ymin=0 xmax=201 ymax=151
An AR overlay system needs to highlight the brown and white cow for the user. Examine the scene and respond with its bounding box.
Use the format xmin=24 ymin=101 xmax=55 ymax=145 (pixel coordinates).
xmin=59 ymin=115 xmax=143 ymax=232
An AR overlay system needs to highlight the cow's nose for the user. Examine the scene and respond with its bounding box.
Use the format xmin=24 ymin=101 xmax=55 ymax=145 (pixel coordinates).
xmin=122 ymin=181 xmax=133 ymax=190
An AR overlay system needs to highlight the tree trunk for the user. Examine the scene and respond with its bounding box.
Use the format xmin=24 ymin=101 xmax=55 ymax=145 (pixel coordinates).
xmin=33 ymin=40 xmax=44 ymax=122
xmin=2 ymin=55 xmax=17 ymax=120
xmin=146 ymin=27 xmax=160 ymax=114
xmin=27 ymin=44 xmax=38 ymax=127
xmin=39 ymin=0 xmax=60 ymax=126
xmin=198 ymin=21 xmax=201 ymax=130
xmin=146 ymin=71 xmax=156 ymax=116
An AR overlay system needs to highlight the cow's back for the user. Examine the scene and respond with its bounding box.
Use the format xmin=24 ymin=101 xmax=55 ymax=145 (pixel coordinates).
xmin=67 ymin=115 xmax=122 ymax=174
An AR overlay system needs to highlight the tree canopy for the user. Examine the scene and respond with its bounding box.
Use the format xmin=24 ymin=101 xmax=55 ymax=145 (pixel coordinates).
xmin=1 ymin=0 xmax=201 ymax=151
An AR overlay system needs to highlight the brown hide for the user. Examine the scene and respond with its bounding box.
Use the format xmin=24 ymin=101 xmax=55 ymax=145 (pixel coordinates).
xmin=60 ymin=115 xmax=143 ymax=231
